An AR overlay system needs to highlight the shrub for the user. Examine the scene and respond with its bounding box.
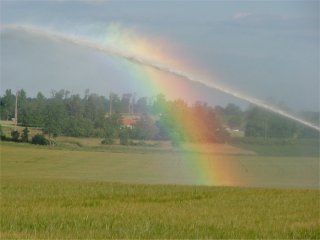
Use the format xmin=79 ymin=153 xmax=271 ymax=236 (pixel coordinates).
xmin=1 ymin=133 xmax=10 ymax=142
xmin=0 ymin=125 xmax=6 ymax=141
xmin=101 ymin=138 xmax=114 ymax=145
xmin=31 ymin=134 xmax=49 ymax=145
xmin=119 ymin=128 xmax=130 ymax=145
xmin=170 ymin=131 xmax=181 ymax=147
xmin=11 ymin=130 xmax=20 ymax=142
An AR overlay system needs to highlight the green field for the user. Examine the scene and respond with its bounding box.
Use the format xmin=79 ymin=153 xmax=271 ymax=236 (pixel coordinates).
xmin=2 ymin=141 xmax=319 ymax=188
xmin=1 ymin=141 xmax=320 ymax=238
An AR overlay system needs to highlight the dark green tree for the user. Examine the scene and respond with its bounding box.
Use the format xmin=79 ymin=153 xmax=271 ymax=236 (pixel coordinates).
xmin=17 ymin=89 xmax=28 ymax=125
xmin=0 ymin=89 xmax=15 ymax=120
xmin=66 ymin=94 xmax=84 ymax=117
xmin=26 ymin=92 xmax=46 ymax=127
xmin=43 ymin=97 xmax=67 ymax=143
xmin=21 ymin=127 xmax=29 ymax=142
xmin=84 ymin=93 xmax=107 ymax=128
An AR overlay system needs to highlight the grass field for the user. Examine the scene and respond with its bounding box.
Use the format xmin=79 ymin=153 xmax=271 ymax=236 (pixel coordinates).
xmin=1 ymin=140 xmax=320 ymax=238
xmin=2 ymin=141 xmax=319 ymax=188
xmin=2 ymin=178 xmax=319 ymax=239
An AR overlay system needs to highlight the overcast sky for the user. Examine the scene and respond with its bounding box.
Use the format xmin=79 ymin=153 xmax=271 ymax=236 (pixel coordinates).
xmin=1 ymin=0 xmax=319 ymax=111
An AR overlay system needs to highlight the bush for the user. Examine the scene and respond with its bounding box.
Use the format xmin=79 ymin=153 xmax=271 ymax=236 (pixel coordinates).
xmin=170 ymin=131 xmax=181 ymax=147
xmin=119 ymin=128 xmax=130 ymax=145
xmin=101 ymin=138 xmax=114 ymax=145
xmin=11 ymin=130 xmax=20 ymax=142
xmin=0 ymin=135 xmax=10 ymax=141
xmin=31 ymin=134 xmax=49 ymax=145
xmin=0 ymin=124 xmax=6 ymax=141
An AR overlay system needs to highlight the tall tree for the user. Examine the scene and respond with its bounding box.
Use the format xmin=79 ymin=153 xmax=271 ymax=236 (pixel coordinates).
xmin=0 ymin=89 xmax=15 ymax=120
xmin=43 ymin=98 xmax=67 ymax=142
xmin=17 ymin=89 xmax=29 ymax=125
xmin=102 ymin=113 xmax=122 ymax=144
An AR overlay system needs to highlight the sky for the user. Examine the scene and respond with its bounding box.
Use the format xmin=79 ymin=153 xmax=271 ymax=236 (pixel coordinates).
xmin=1 ymin=0 xmax=319 ymax=111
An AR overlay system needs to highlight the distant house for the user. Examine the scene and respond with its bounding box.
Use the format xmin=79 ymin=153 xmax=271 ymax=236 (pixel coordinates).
xmin=122 ymin=115 xmax=139 ymax=128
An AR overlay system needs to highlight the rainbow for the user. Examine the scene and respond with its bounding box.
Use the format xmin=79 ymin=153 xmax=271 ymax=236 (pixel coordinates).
xmin=99 ymin=24 xmax=241 ymax=186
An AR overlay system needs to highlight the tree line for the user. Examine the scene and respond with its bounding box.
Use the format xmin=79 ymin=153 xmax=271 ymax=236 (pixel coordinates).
xmin=0 ymin=89 xmax=318 ymax=145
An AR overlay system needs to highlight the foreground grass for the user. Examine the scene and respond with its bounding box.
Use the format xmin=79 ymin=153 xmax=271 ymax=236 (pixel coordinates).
xmin=1 ymin=178 xmax=319 ymax=239
xmin=1 ymin=141 xmax=319 ymax=238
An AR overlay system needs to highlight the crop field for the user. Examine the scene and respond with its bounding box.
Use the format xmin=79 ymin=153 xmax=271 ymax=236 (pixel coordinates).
xmin=1 ymin=141 xmax=320 ymax=238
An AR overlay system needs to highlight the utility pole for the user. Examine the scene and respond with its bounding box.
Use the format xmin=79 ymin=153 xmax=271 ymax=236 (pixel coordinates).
xmin=109 ymin=93 xmax=112 ymax=115
xmin=132 ymin=92 xmax=136 ymax=115
xmin=14 ymin=90 xmax=19 ymax=128
xmin=128 ymin=94 xmax=131 ymax=115
xmin=128 ymin=93 xmax=135 ymax=115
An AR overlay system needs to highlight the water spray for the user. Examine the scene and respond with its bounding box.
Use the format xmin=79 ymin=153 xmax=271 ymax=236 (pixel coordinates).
xmin=2 ymin=24 xmax=320 ymax=132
